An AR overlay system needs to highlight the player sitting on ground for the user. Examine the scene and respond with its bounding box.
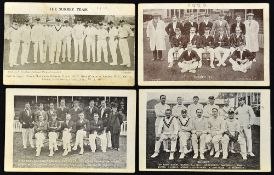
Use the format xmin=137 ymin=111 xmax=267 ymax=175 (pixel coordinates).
xmin=178 ymin=42 xmax=200 ymax=73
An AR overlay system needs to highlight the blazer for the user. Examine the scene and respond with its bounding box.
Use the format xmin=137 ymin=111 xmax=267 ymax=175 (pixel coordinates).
xmin=47 ymin=109 xmax=57 ymax=121
xmin=229 ymin=33 xmax=246 ymax=48
xmin=231 ymin=49 xmax=255 ymax=61
xmin=183 ymin=21 xmax=198 ymax=35
xmin=33 ymin=110 xmax=48 ymax=122
xmin=61 ymin=119 xmax=76 ymax=133
xmin=48 ymin=120 xmax=61 ymax=132
xmin=99 ymin=107 xmax=112 ymax=127
xmin=34 ymin=121 xmax=47 ymax=134
xmin=211 ymin=20 xmax=230 ymax=36
xmin=198 ymin=21 xmax=213 ymax=36
xmin=69 ymin=107 xmax=83 ymax=122
xmin=230 ymin=22 xmax=246 ymax=35
xmin=200 ymin=35 xmax=215 ymax=48
xmin=19 ymin=109 xmax=34 ymax=128
xmin=56 ymin=107 xmax=69 ymax=121
xmin=75 ymin=118 xmax=90 ymax=132
xmin=107 ymin=112 xmax=124 ymax=134
xmin=214 ymin=34 xmax=230 ymax=48
xmin=89 ymin=119 xmax=104 ymax=134
xmin=178 ymin=50 xmax=200 ymax=62
xmin=186 ymin=34 xmax=201 ymax=48
xmin=170 ymin=34 xmax=188 ymax=48
xmin=165 ymin=22 xmax=184 ymax=40
xmin=84 ymin=106 xmax=99 ymax=121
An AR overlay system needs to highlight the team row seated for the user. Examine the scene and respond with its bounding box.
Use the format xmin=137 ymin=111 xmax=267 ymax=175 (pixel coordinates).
xmin=18 ymin=101 xmax=124 ymax=157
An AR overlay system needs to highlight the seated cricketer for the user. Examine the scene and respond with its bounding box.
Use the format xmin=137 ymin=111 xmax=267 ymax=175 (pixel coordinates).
xmin=229 ymin=42 xmax=254 ymax=73
xmin=47 ymin=113 xmax=61 ymax=157
xmin=199 ymin=27 xmax=215 ymax=69
xmin=178 ymin=42 xmax=200 ymax=73
xmin=222 ymin=109 xmax=248 ymax=160
xmin=61 ymin=113 xmax=76 ymax=156
xmin=151 ymin=108 xmax=179 ymax=160
xmin=89 ymin=113 xmax=107 ymax=152
xmin=34 ymin=115 xmax=48 ymax=157
xmin=72 ymin=112 xmax=90 ymax=155
xmin=167 ymin=28 xmax=186 ymax=68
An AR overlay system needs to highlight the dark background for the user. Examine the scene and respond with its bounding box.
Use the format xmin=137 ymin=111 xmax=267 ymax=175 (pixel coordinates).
xmin=0 ymin=0 xmax=273 ymax=175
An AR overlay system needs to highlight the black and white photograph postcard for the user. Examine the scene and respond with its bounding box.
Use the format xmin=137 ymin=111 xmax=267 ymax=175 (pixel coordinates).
xmin=5 ymin=89 xmax=136 ymax=172
xmin=4 ymin=2 xmax=135 ymax=86
xmin=139 ymin=89 xmax=270 ymax=172
xmin=138 ymin=3 xmax=269 ymax=86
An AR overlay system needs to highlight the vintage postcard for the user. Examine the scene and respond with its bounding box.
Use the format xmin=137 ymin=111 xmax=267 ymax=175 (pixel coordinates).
xmin=5 ymin=89 xmax=136 ymax=172
xmin=139 ymin=89 xmax=270 ymax=172
xmin=4 ymin=2 xmax=135 ymax=86
xmin=138 ymin=3 xmax=269 ymax=86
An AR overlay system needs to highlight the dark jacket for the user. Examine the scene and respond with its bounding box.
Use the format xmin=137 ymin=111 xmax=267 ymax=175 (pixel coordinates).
xmin=56 ymin=107 xmax=69 ymax=121
xmin=170 ymin=34 xmax=187 ymax=48
xmin=165 ymin=22 xmax=184 ymax=40
xmin=47 ymin=109 xmax=57 ymax=121
xmin=99 ymin=107 xmax=112 ymax=127
xmin=200 ymin=35 xmax=215 ymax=48
xmin=230 ymin=22 xmax=246 ymax=35
xmin=229 ymin=33 xmax=246 ymax=48
xmin=89 ymin=119 xmax=104 ymax=134
xmin=61 ymin=119 xmax=76 ymax=133
xmin=75 ymin=118 xmax=90 ymax=132
xmin=214 ymin=34 xmax=230 ymax=48
xmin=183 ymin=21 xmax=198 ymax=35
xmin=178 ymin=50 xmax=200 ymax=62
xmin=231 ymin=49 xmax=255 ymax=61
xmin=84 ymin=106 xmax=99 ymax=121
xmin=34 ymin=121 xmax=47 ymax=134
xmin=107 ymin=112 xmax=123 ymax=134
xmin=48 ymin=120 xmax=61 ymax=132
xmin=186 ymin=34 xmax=200 ymax=46
xmin=198 ymin=21 xmax=213 ymax=36
xmin=19 ymin=109 xmax=34 ymax=128
xmin=69 ymin=107 xmax=83 ymax=122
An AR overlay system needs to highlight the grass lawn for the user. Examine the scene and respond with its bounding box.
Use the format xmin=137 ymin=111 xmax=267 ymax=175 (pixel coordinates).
xmin=143 ymin=29 xmax=264 ymax=81
xmin=13 ymin=133 xmax=127 ymax=169
xmin=4 ymin=36 xmax=135 ymax=71
xmin=146 ymin=111 xmax=260 ymax=170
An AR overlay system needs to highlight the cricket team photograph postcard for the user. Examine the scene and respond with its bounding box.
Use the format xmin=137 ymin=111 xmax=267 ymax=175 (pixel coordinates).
xmin=138 ymin=3 xmax=269 ymax=86
xmin=3 ymin=2 xmax=135 ymax=86
xmin=5 ymin=89 xmax=136 ymax=172
xmin=139 ymin=89 xmax=271 ymax=172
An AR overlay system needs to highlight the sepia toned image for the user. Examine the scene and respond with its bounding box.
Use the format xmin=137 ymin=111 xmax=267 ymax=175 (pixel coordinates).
xmin=139 ymin=89 xmax=271 ymax=172
xmin=5 ymin=89 xmax=136 ymax=172
xmin=138 ymin=3 xmax=269 ymax=86
xmin=4 ymin=2 xmax=135 ymax=86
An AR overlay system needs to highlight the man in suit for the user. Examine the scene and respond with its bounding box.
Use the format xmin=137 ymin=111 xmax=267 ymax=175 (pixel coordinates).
xmin=150 ymin=108 xmax=179 ymax=160
xmin=69 ymin=100 xmax=83 ymax=122
xmin=61 ymin=113 xmax=76 ymax=156
xmin=99 ymin=100 xmax=112 ymax=148
xmin=72 ymin=112 xmax=90 ymax=155
xmin=229 ymin=42 xmax=254 ymax=73
xmin=183 ymin=14 xmax=198 ymax=35
xmin=230 ymin=15 xmax=246 ymax=35
xmin=199 ymin=27 xmax=215 ymax=68
xmin=89 ymin=113 xmax=107 ymax=152
xmin=107 ymin=103 xmax=124 ymax=151
xmin=146 ymin=13 xmax=166 ymax=61
xmin=199 ymin=14 xmax=213 ymax=36
xmin=178 ymin=42 xmax=200 ymax=73
xmin=165 ymin=15 xmax=184 ymax=43
xmin=56 ymin=98 xmax=69 ymax=122
xmin=214 ymin=28 xmax=230 ymax=67
xmin=19 ymin=102 xmax=34 ymax=149
xmin=211 ymin=13 xmax=230 ymax=37
xmin=167 ymin=28 xmax=186 ymax=68
xmin=84 ymin=100 xmax=99 ymax=121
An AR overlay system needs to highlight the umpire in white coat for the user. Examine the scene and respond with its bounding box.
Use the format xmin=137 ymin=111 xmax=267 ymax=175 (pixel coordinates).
xmin=146 ymin=13 xmax=166 ymax=61
xmin=244 ymin=13 xmax=259 ymax=61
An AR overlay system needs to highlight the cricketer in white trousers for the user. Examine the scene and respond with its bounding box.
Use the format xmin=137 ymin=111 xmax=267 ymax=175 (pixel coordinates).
xmin=50 ymin=39 xmax=62 ymax=64
xmin=62 ymin=130 xmax=72 ymax=152
xmin=35 ymin=132 xmax=45 ymax=153
xmin=89 ymin=131 xmax=107 ymax=152
xmin=20 ymin=25 xmax=32 ymax=65
xmin=48 ymin=132 xmax=59 ymax=152
xmin=195 ymin=47 xmax=215 ymax=67
xmin=74 ymin=130 xmax=86 ymax=151
xmin=178 ymin=60 xmax=199 ymax=73
xmin=84 ymin=26 xmax=97 ymax=62
xmin=97 ymin=28 xmax=109 ymax=63
xmin=118 ymin=25 xmax=133 ymax=67
xmin=106 ymin=131 xmax=112 ymax=148
xmin=6 ymin=26 xmax=21 ymax=67
xmin=72 ymin=24 xmax=85 ymax=62
xmin=22 ymin=128 xmax=34 ymax=148
xmin=62 ymin=26 xmax=73 ymax=62
xmin=229 ymin=58 xmax=252 ymax=73
xmin=31 ymin=24 xmax=45 ymax=63
xmin=214 ymin=46 xmax=230 ymax=66
xmin=167 ymin=47 xmax=184 ymax=64
xmin=108 ymin=27 xmax=119 ymax=65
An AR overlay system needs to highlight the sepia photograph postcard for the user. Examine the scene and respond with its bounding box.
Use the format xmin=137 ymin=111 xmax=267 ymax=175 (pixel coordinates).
xmin=4 ymin=2 xmax=135 ymax=86
xmin=5 ymin=89 xmax=136 ymax=172
xmin=139 ymin=89 xmax=270 ymax=172
xmin=138 ymin=3 xmax=269 ymax=86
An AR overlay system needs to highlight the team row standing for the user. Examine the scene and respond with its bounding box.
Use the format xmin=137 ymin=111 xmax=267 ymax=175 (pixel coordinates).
xmin=6 ymin=18 xmax=134 ymax=68
xmin=151 ymin=95 xmax=256 ymax=160
xmin=19 ymin=99 xmax=124 ymax=157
